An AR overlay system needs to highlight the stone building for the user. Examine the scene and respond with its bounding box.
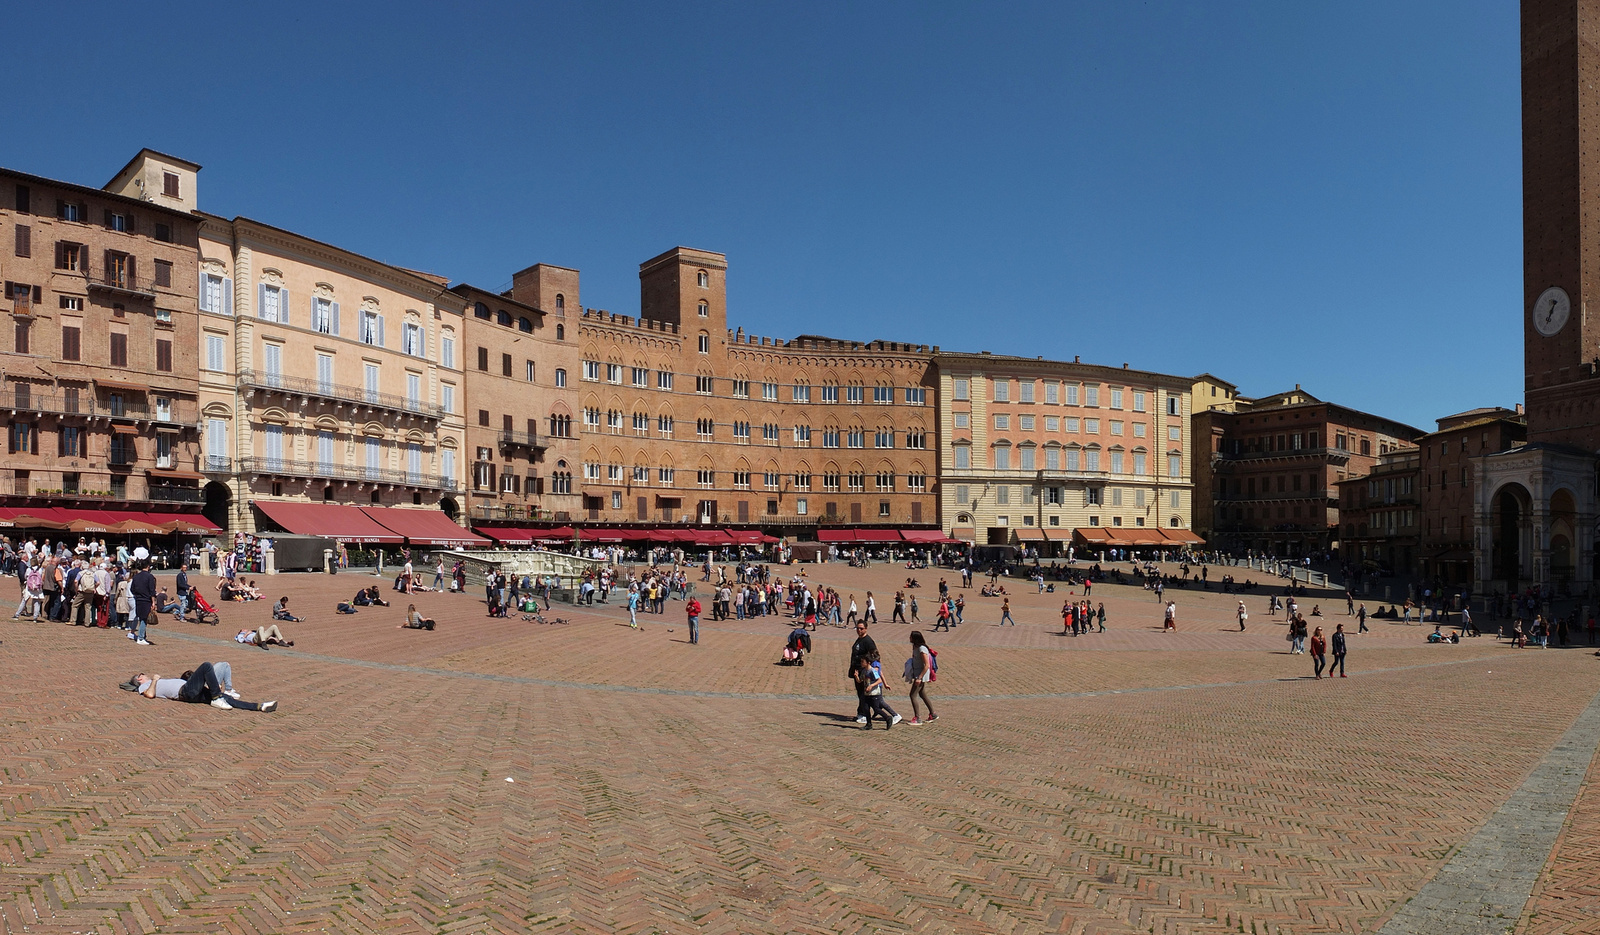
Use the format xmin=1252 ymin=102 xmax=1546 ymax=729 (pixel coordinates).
xmin=934 ymin=352 xmax=1198 ymax=554
xmin=525 ymin=247 xmax=938 ymax=533
xmin=1194 ymin=386 xmax=1423 ymax=557
xmin=1414 ymin=407 xmax=1525 ymax=585
xmin=0 ymin=150 xmax=207 ymax=514
xmin=195 ymin=214 xmax=470 ymax=535
xmin=449 ymin=282 xmax=581 ymax=525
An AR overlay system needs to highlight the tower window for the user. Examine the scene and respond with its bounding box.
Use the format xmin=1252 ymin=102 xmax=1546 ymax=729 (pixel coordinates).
xmin=697 ymin=271 xmax=708 ymax=287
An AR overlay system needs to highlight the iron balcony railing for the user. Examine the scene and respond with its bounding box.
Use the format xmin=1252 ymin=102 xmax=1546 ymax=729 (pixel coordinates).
xmin=202 ymin=455 xmax=232 ymax=473
xmin=146 ymin=487 xmax=205 ymax=503
xmin=0 ymin=394 xmax=196 ymax=424
xmin=237 ymin=369 xmax=444 ymax=420
xmin=241 ymin=456 xmax=458 ymax=491
xmin=86 ymin=269 xmax=158 ymax=298
xmin=497 ymin=430 xmax=544 ymax=450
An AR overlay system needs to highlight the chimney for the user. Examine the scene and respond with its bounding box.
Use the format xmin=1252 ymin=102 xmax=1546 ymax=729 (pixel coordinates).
xmin=1516 ymin=403 xmax=1525 ymax=415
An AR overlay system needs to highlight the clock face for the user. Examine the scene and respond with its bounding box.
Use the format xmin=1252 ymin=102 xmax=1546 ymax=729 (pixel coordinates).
xmin=1534 ymin=286 xmax=1571 ymax=337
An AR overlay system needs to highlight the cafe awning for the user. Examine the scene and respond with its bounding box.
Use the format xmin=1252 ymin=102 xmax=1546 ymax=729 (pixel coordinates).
xmin=900 ymin=529 xmax=947 ymax=543
xmin=1013 ymin=527 xmax=1046 ymax=541
xmin=950 ymin=526 xmax=976 ymax=541
xmin=362 ymin=507 xmax=488 ymax=547
xmin=1042 ymin=528 xmax=1073 ymax=542
xmin=817 ymin=529 xmax=855 ymax=543
xmin=1159 ymin=528 xmax=1205 ymax=545
xmin=95 ymin=379 xmax=148 ymax=394
xmin=253 ymin=501 xmax=403 ymax=544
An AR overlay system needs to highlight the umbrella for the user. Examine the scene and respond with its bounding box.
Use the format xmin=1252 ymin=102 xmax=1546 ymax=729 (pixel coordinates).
xmin=9 ymin=514 xmax=66 ymax=530
xmin=162 ymin=518 xmax=213 ymax=535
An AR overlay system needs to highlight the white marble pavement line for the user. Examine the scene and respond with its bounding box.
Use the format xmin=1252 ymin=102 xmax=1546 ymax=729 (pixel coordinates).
xmin=1376 ymin=682 xmax=1600 ymax=935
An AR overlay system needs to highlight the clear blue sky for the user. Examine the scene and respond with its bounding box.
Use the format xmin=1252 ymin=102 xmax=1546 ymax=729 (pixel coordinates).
xmin=8 ymin=1 xmax=1520 ymax=432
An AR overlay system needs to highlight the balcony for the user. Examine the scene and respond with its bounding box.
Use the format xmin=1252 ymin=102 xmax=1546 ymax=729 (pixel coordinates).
xmin=86 ymin=269 xmax=158 ymax=299
xmin=240 ymin=456 xmax=458 ymax=491
xmin=498 ymin=430 xmax=545 ymax=452
xmin=0 ymin=393 xmax=194 ymax=424
xmin=471 ymin=503 xmax=558 ymax=522
xmin=237 ymin=369 xmax=443 ymax=421
xmin=146 ymin=486 xmax=205 ymax=503
xmin=1213 ymin=446 xmax=1350 ymax=466
xmin=202 ymin=455 xmax=232 ymax=473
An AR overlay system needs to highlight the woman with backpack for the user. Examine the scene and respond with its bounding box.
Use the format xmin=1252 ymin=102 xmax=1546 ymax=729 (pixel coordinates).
xmin=906 ymin=630 xmax=938 ymax=724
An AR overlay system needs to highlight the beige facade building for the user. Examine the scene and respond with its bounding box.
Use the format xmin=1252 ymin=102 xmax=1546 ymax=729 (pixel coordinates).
xmin=935 ymin=353 xmax=1197 ymax=553
xmin=195 ymin=216 xmax=468 ymax=532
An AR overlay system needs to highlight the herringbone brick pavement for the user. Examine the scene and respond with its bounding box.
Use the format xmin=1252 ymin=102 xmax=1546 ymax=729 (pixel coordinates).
xmin=0 ymin=564 xmax=1588 ymax=934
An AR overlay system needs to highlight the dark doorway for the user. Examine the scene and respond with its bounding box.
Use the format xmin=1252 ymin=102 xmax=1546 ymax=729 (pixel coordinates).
xmin=202 ymin=481 xmax=231 ymax=531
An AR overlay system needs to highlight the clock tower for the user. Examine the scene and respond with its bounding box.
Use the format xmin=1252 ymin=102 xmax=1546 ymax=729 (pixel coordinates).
xmin=1524 ymin=0 xmax=1600 ymax=444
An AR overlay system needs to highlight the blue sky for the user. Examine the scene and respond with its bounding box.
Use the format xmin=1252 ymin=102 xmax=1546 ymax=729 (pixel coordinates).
xmin=8 ymin=1 xmax=1520 ymax=431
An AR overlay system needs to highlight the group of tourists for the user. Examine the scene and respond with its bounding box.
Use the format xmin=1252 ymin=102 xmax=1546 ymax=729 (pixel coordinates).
xmin=849 ymin=621 xmax=938 ymax=728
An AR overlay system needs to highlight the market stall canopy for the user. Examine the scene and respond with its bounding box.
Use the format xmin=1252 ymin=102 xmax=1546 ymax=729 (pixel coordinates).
xmin=361 ymin=507 xmax=487 ymax=547
xmin=1012 ymin=527 xmax=1046 ymax=541
xmin=253 ymin=501 xmax=403 ymax=544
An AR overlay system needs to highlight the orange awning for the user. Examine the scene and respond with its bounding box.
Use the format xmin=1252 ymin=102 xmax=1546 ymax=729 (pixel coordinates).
xmin=1013 ymin=527 xmax=1046 ymax=541
xmin=96 ymin=379 xmax=148 ymax=393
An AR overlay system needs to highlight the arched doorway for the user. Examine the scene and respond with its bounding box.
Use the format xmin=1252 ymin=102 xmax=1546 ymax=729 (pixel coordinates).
xmin=1492 ymin=483 xmax=1532 ymax=585
xmin=439 ymin=496 xmax=459 ymax=521
xmin=1550 ymin=488 xmax=1577 ymax=582
xmin=202 ymin=481 xmax=231 ymax=532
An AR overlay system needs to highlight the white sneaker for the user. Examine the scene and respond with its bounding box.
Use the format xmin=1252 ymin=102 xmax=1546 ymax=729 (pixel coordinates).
xmin=224 ymin=690 xmax=241 ymax=699
xmin=210 ymin=697 xmax=232 ymax=709
xmin=891 ymin=714 xmax=903 ymax=726
xmin=855 ymin=716 xmax=868 ymax=724
xmin=127 ymin=631 xmax=136 ymax=640
xmin=135 ymin=639 xmax=149 ymax=645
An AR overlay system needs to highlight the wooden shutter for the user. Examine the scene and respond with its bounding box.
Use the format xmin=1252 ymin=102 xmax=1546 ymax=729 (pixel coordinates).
xmin=14 ymin=225 xmax=29 ymax=257
xmin=257 ymin=283 xmax=266 ymax=319
xmin=279 ymin=288 xmax=290 ymax=324
xmin=331 ymin=302 xmax=340 ymax=335
xmin=223 ymin=278 xmax=233 ymax=315
xmin=376 ymin=315 xmax=385 ymax=346
xmin=104 ymin=208 xmax=114 ymax=229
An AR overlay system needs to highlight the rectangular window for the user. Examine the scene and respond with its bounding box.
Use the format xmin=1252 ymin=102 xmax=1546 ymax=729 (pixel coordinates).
xmin=1066 ymin=449 xmax=1080 ymax=471
xmin=14 ymin=319 xmax=28 ymax=354
xmin=792 ymin=383 xmax=811 ymax=402
xmin=1132 ymin=391 xmax=1146 ymax=412
xmin=992 ymin=380 xmax=1009 ymax=402
xmin=845 ymin=385 xmax=863 ymax=405
xmin=109 ymin=332 xmax=128 ymax=367
xmin=657 ymin=370 xmax=673 ymax=390
xmin=205 ymin=334 xmax=226 ymax=372
xmin=1019 ymin=415 xmax=1034 ymax=431
xmin=954 ymin=446 xmax=970 ymax=470
xmin=1110 ymin=389 xmax=1124 ymax=409
xmin=821 ymin=384 xmax=838 ymax=403
xmin=1085 ymin=450 xmax=1100 ymax=471
xmin=1168 ymin=397 xmax=1180 ymax=415
xmin=14 ymin=225 xmax=29 ymax=258
xmin=1045 ymin=382 xmax=1059 ymax=404
xmin=697 ymin=375 xmax=715 ymax=394
xmin=1169 ymin=426 xmax=1182 ymax=441
xmin=1020 ymin=447 xmax=1035 ymax=471
xmin=1045 ymin=447 xmax=1059 ymax=470
xmin=994 ymin=447 xmax=1010 ymax=470
xmin=441 ymin=336 xmax=454 ymax=369
xmin=873 ymin=385 xmax=893 ymax=404
xmin=154 ymin=260 xmax=172 ymax=288
xmin=406 ymin=373 xmax=421 ymax=406
xmin=1110 ymin=420 xmax=1123 ymax=435
xmin=762 ymin=382 xmax=778 ymax=401
xmin=606 ymin=363 xmax=622 ymax=383
xmin=502 ymin=352 xmax=513 ymax=377
xmin=1168 ymin=455 xmax=1182 ymax=477
xmin=953 ymin=413 xmax=969 ymax=429
xmin=1086 ymin=386 xmax=1099 ymax=407
xmin=1019 ymin=381 xmax=1034 ymax=403
xmin=155 ymin=338 xmax=172 ymax=372
xmin=631 ymin=366 xmax=648 ymax=387
xmin=1045 ymin=416 xmax=1059 ymax=432
xmin=1133 ymin=453 xmax=1147 ymax=475
xmin=163 ymin=172 xmax=180 ymax=197
xmin=732 ymin=379 xmax=749 ymax=398
xmin=1110 ymin=451 xmax=1124 ymax=474
xmin=1085 ymin=419 xmax=1100 ymax=434
xmin=364 ymin=364 xmax=379 ymax=401
xmin=905 ymin=387 xmax=926 ymax=405
xmin=994 ymin=414 xmax=1010 ymax=430
xmin=1065 ymin=417 xmax=1080 ymax=433
xmin=361 ymin=311 xmax=382 ymax=346
xmin=316 ymin=353 xmax=334 ymax=391
xmin=1066 ymin=384 xmax=1079 ymax=405
xmin=996 ymin=486 xmax=1010 ymax=504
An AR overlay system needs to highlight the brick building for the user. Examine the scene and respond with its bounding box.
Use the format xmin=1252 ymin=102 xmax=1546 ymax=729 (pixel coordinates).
xmin=935 ymin=352 xmax=1197 ymax=554
xmin=1335 ymin=449 xmax=1421 ymax=574
xmin=1195 ymin=386 xmax=1424 ymax=556
xmin=1416 ymin=407 xmax=1525 ymax=585
xmin=0 ymin=150 xmax=207 ymax=515
xmin=522 ymin=247 xmax=938 ymax=534
xmin=449 ymin=282 xmax=581 ymax=525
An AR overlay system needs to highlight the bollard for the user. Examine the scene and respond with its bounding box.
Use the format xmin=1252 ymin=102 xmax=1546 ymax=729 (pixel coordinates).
xmin=264 ymin=549 xmax=276 ymax=575
xmin=324 ymin=549 xmax=335 ymax=575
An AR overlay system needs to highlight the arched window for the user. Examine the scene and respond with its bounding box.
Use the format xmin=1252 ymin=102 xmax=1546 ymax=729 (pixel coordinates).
xmin=697 ymin=332 xmax=710 ymax=354
xmin=697 ymin=270 xmax=708 ymax=287
xmin=555 ymin=324 xmax=564 ymax=341
xmin=495 ymin=309 xmax=511 ymax=326
xmin=473 ymin=302 xmax=491 ymax=320
xmin=518 ymin=316 xmax=533 ymax=333
xmin=698 ymin=301 xmax=709 ymax=317
xmin=555 ymin=294 xmax=565 ymax=312
xmin=554 ymin=368 xmax=567 ymax=387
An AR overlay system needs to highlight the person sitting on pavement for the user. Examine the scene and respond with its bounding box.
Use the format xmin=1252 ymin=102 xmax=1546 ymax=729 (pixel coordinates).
xmin=271 ymin=596 xmax=304 ymax=622
xmin=125 ymin=662 xmax=278 ymax=712
xmin=353 ymin=586 xmax=389 ymax=607
xmin=236 ymin=625 xmax=293 ymax=648
xmin=399 ymin=603 xmax=436 ymax=630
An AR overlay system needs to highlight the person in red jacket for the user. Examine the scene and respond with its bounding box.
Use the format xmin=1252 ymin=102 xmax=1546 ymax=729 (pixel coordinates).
xmin=686 ymin=596 xmax=702 ymax=645
xmin=1310 ymin=626 xmax=1327 ymax=679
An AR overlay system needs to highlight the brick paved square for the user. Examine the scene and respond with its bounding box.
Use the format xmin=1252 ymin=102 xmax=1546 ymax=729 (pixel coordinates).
xmin=1 ymin=563 xmax=1595 ymax=934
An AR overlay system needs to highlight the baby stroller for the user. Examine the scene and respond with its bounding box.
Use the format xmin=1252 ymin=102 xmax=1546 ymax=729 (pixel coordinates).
xmin=779 ymin=627 xmax=812 ymax=665
xmin=190 ymin=591 xmax=221 ymax=626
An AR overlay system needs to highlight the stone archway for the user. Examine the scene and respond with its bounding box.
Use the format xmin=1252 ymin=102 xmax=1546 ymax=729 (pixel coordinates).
xmin=202 ymin=481 xmax=232 ymax=533
xmin=439 ymin=496 xmax=459 ymax=521
xmin=1491 ymin=483 xmax=1532 ymax=587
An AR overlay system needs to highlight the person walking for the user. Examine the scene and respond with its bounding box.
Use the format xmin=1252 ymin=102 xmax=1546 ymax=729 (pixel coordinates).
xmin=892 ymin=591 xmax=907 ymax=624
xmin=1097 ymin=603 xmax=1106 ymax=632
xmin=627 ymin=584 xmax=641 ymax=630
xmin=850 ymin=621 xmax=879 ymax=724
xmin=1163 ymin=600 xmax=1176 ymax=632
xmin=1000 ymin=597 xmax=1016 ymax=626
xmin=1062 ymin=599 xmax=1073 ymax=635
xmin=864 ymin=592 xmax=878 ymax=625
xmin=1237 ymin=600 xmax=1248 ymax=631
xmin=685 ymin=596 xmax=702 ymax=645
xmin=954 ymin=594 xmax=965 ymax=625
xmin=846 ymin=594 xmax=859 ymax=626
xmin=857 ymin=653 xmax=900 ymax=729
xmin=1329 ymin=623 xmax=1348 ymax=677
xmin=1310 ymin=626 xmax=1327 ymax=678
xmin=1357 ymin=603 xmax=1368 ymax=633
xmin=906 ymin=630 xmax=937 ymax=724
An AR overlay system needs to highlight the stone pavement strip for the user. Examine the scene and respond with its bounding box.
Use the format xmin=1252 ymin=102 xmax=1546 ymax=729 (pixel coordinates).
xmin=1375 ymin=682 xmax=1600 ymax=935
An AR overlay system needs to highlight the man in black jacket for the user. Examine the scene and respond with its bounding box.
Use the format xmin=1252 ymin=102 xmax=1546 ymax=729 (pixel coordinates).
xmin=130 ymin=560 xmax=157 ymax=645
xmin=1329 ymin=623 xmax=1348 ymax=677
xmin=849 ymin=621 xmax=878 ymax=724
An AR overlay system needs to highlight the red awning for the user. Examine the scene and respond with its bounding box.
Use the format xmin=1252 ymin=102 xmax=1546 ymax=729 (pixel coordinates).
xmin=816 ymin=529 xmax=854 ymax=543
xmin=951 ymin=526 xmax=976 ymax=541
xmin=899 ymin=529 xmax=946 ymax=543
xmin=725 ymin=529 xmax=764 ymax=545
xmin=540 ymin=526 xmax=577 ymax=539
xmin=361 ymin=507 xmax=488 ymax=547
xmin=1160 ymin=528 xmax=1205 ymax=545
xmin=253 ymin=501 xmax=404 ymax=544
xmin=146 ymin=469 xmax=206 ymax=481
xmin=1042 ymin=528 xmax=1073 ymax=542
xmin=854 ymin=529 xmax=905 ymax=542
xmin=110 ymin=424 xmax=139 ymax=435
xmin=476 ymin=527 xmax=534 ymax=544
xmin=96 ymin=379 xmax=148 ymax=393
xmin=696 ymin=529 xmax=736 ymax=546
xmin=577 ymin=529 xmax=623 ymax=543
